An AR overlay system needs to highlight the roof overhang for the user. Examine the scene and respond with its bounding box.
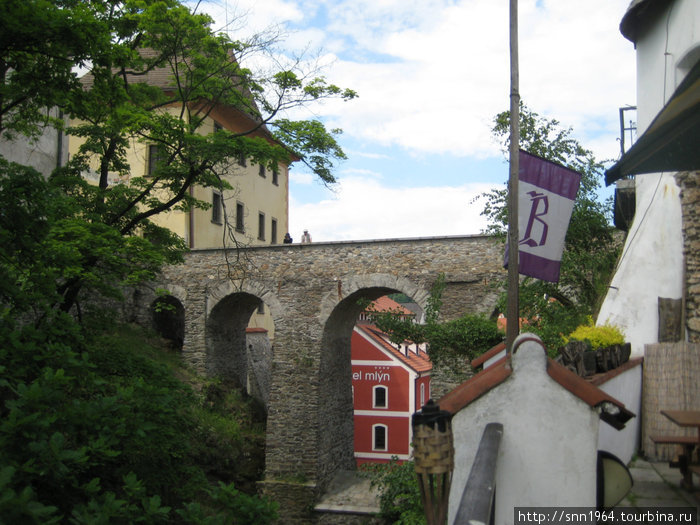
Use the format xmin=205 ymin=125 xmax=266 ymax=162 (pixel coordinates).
xmin=619 ymin=0 xmax=673 ymax=43
xmin=605 ymin=59 xmax=700 ymax=186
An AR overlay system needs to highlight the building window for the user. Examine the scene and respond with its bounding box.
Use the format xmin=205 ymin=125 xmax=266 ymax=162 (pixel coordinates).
xmin=258 ymin=212 xmax=265 ymax=240
xmin=237 ymin=153 xmax=247 ymax=167
xmin=212 ymin=191 xmax=223 ymax=224
xmin=373 ymin=385 xmax=387 ymax=409
xmin=257 ymin=301 xmax=264 ymax=314
xmin=271 ymin=218 xmax=278 ymax=244
xmin=272 ymin=164 xmax=279 ymax=185
xmin=420 ymin=383 xmax=425 ymax=408
xmin=235 ymin=202 xmax=245 ymax=232
xmin=147 ymin=145 xmax=165 ymax=176
xmin=259 ymin=163 xmax=266 ymax=178
xmin=373 ymin=424 xmax=387 ymax=451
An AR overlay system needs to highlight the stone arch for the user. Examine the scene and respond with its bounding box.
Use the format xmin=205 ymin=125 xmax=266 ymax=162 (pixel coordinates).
xmin=206 ymin=279 xmax=284 ymax=325
xmin=319 ymin=274 xmax=431 ymax=323
xmin=315 ymin=274 xmax=431 ymax=487
xmin=205 ymin=280 xmax=281 ymax=406
xmin=151 ymin=295 xmax=185 ymax=350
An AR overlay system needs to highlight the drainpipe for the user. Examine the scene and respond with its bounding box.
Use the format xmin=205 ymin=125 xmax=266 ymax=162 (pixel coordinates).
xmin=188 ymin=186 xmax=195 ymax=249
xmin=56 ymin=110 xmax=64 ymax=169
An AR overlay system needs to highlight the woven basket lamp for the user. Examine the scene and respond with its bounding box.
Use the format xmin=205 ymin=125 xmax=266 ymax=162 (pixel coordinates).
xmin=412 ymin=399 xmax=454 ymax=525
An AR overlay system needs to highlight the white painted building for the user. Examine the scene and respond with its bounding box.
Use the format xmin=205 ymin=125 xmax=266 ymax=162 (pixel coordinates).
xmin=598 ymin=0 xmax=700 ymax=355
xmin=440 ymin=335 xmax=633 ymax=524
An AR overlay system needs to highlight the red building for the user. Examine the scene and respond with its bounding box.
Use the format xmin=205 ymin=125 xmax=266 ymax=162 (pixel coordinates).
xmin=352 ymin=297 xmax=432 ymax=465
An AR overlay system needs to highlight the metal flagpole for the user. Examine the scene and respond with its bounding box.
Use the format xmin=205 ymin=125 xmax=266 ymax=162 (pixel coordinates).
xmin=506 ymin=0 xmax=520 ymax=353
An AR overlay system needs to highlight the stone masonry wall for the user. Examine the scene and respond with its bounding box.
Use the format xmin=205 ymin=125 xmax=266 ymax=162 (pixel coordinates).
xmin=676 ymin=171 xmax=700 ymax=342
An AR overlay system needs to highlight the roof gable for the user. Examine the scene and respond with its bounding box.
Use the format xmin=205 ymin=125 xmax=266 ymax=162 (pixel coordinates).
xmin=439 ymin=335 xmax=634 ymax=429
xmin=353 ymin=324 xmax=432 ymax=374
xmin=351 ymin=328 xmax=393 ymax=361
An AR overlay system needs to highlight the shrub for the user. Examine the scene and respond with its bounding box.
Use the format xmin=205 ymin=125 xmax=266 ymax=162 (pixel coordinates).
xmin=361 ymin=459 xmax=425 ymax=524
xmin=0 ymin=318 xmax=273 ymax=523
xmin=565 ymin=319 xmax=625 ymax=350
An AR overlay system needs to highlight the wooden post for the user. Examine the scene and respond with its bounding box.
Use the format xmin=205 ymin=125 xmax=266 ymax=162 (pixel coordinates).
xmin=506 ymin=0 xmax=520 ymax=352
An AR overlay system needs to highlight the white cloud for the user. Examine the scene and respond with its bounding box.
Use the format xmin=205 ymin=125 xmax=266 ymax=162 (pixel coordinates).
xmin=197 ymin=0 xmax=637 ymax=242
xmin=198 ymin=0 xmax=635 ymax=162
xmin=289 ymin=176 xmax=497 ymax=242
xmin=296 ymin=0 xmax=635 ymax=161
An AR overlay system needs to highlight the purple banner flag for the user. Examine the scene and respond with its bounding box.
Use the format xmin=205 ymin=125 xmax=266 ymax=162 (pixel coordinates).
xmin=505 ymin=150 xmax=581 ymax=282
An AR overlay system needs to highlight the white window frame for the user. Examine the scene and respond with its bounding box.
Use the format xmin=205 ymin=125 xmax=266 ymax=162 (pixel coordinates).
xmin=373 ymin=385 xmax=388 ymax=409
xmin=372 ymin=424 xmax=388 ymax=451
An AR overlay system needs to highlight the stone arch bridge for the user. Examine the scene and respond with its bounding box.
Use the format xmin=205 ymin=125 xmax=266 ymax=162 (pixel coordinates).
xmin=134 ymin=234 xmax=504 ymax=522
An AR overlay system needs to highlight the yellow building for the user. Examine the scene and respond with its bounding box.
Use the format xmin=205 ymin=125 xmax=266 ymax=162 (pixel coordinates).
xmin=128 ymin=108 xmax=291 ymax=250
xmin=70 ymin=53 xmax=294 ymax=336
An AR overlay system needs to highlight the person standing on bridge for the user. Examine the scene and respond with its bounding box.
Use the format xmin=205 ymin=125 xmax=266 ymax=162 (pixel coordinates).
xmin=301 ymin=230 xmax=312 ymax=243
xmin=283 ymin=233 xmax=293 ymax=244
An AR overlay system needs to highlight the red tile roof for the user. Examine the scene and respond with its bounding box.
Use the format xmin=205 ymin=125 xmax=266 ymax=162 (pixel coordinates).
xmin=439 ymin=339 xmax=635 ymax=430
xmin=368 ymin=296 xmax=415 ymax=317
xmin=471 ymin=341 xmax=506 ymax=369
xmin=439 ymin=356 xmax=511 ymax=414
xmin=355 ymin=324 xmax=432 ymax=374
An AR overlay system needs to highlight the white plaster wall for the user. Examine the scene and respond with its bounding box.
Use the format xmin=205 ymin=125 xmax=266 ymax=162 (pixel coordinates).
xmin=0 ymin=108 xmax=65 ymax=175
xmin=598 ymin=0 xmax=699 ymax=356
xmin=596 ymin=363 xmax=642 ymax=465
xmin=448 ymin=335 xmax=599 ymax=525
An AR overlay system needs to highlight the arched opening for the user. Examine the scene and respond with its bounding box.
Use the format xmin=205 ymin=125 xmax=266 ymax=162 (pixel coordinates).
xmin=205 ymin=291 xmax=274 ymax=410
xmin=151 ymin=295 xmax=185 ymax=350
xmin=204 ymin=291 xmax=273 ymax=496
xmin=351 ymin=292 xmax=430 ymax=468
xmin=317 ymin=286 xmax=428 ymax=485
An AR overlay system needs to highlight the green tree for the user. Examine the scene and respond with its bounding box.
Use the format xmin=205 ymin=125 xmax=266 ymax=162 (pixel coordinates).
xmin=0 ymin=0 xmax=109 ymax=139
xmin=1 ymin=0 xmax=354 ymax=521
xmin=0 ymin=0 xmax=356 ymax=316
xmin=368 ymin=276 xmax=503 ymax=367
xmin=479 ymin=102 xmax=620 ymax=350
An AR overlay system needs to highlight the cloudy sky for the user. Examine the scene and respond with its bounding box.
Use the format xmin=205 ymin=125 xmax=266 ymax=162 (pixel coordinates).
xmin=196 ymin=0 xmax=637 ymax=242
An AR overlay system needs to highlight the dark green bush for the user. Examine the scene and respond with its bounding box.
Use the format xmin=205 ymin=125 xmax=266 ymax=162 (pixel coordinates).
xmin=0 ymin=316 xmax=276 ymax=524
xmin=361 ymin=459 xmax=425 ymax=524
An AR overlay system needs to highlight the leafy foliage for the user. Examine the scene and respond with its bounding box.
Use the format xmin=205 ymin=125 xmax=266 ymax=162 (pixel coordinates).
xmin=0 ymin=317 xmax=276 ymax=523
xmin=369 ymin=276 xmax=503 ymax=366
xmin=0 ymin=160 xmax=182 ymax=323
xmin=479 ymin=103 xmax=621 ymax=351
xmin=1 ymin=2 xmax=352 ymax=520
xmin=361 ymin=460 xmax=425 ymax=525
xmin=1 ymin=0 xmax=356 ymax=315
xmin=565 ymin=318 xmax=625 ymax=350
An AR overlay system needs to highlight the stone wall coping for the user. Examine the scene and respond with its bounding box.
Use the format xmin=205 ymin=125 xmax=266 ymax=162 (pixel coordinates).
xmin=187 ymin=234 xmax=495 ymax=254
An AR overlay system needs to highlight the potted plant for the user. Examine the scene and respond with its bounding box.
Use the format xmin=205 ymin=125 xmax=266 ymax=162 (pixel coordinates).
xmin=564 ymin=320 xmax=627 ymax=374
